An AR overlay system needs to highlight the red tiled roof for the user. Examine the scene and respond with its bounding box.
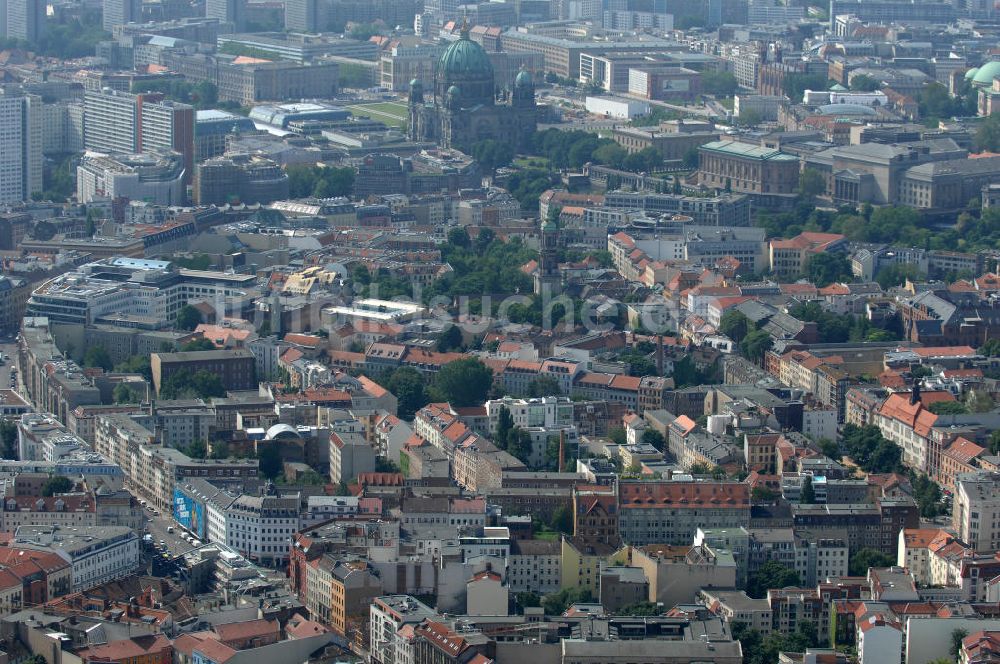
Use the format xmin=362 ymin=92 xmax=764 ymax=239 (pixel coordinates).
xmin=618 ymin=481 xmax=749 ymax=508
xmin=214 ymin=618 xmax=279 ymax=643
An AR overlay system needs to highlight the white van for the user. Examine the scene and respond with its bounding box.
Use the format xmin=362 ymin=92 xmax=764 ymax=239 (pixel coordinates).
xmin=166 ymin=526 xmax=174 ymax=534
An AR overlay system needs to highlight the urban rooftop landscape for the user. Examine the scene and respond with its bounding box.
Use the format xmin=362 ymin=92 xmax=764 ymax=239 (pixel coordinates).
xmin=0 ymin=0 xmax=999 ymax=663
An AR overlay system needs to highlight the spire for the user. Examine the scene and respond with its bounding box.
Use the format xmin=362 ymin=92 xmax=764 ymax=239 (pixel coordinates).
xmin=460 ymin=15 xmax=470 ymax=38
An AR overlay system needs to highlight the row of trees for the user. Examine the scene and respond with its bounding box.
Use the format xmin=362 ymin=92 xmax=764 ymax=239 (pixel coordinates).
xmin=717 ymin=310 xmax=774 ymax=364
xmin=421 ymin=228 xmax=536 ymax=303
xmin=839 ymin=423 xmax=904 ymax=474
xmin=376 ymin=358 xmax=495 ymax=419
xmin=287 ymin=165 xmax=356 ymax=199
xmin=525 ymin=129 xmax=664 ymax=173
xmin=787 ymin=301 xmax=900 ymax=344
xmin=758 ymin=201 xmax=1000 ymax=256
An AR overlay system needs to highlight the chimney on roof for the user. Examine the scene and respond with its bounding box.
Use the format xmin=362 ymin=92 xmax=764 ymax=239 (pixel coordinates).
xmin=910 ymin=381 xmax=921 ymax=405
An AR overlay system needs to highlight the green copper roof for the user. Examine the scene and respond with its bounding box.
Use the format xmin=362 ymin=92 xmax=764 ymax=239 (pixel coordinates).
xmin=440 ymin=32 xmax=493 ymax=79
xmin=698 ymin=140 xmax=799 ymax=162
xmin=972 ymin=61 xmax=1000 ymax=86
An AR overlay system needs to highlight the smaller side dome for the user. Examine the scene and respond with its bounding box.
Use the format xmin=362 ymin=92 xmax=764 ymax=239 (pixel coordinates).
xmin=515 ymin=69 xmax=533 ymax=88
xmin=410 ymin=78 xmax=422 ymax=89
xmin=965 ymin=67 xmax=980 ymax=81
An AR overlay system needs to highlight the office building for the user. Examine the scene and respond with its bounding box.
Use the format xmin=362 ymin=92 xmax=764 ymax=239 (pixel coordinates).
xmin=162 ymin=52 xmax=339 ymax=105
xmin=103 ymin=0 xmax=142 ymax=31
xmin=83 ymin=89 xmax=195 ymax=181
xmin=26 ymin=257 xmax=259 ymax=327
xmin=194 ymin=154 xmax=289 ymax=205
xmin=954 ymin=472 xmax=1000 ymax=554
xmin=150 ymin=349 xmax=256 ymax=396
xmin=284 ymin=0 xmax=318 ymax=32
xmin=194 ymin=109 xmax=258 ymax=160
xmin=0 ymin=95 xmax=41 ymax=203
xmin=205 ymin=0 xmax=244 ymax=30
xmin=76 ymin=151 xmax=186 ymax=205
xmin=3 ymin=0 xmax=45 ymax=42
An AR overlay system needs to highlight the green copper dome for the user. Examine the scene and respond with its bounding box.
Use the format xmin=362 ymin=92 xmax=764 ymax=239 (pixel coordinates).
xmin=440 ymin=32 xmax=493 ymax=79
xmin=972 ymin=61 xmax=1000 ymax=86
xmin=965 ymin=67 xmax=979 ymax=81
xmin=515 ymin=69 xmax=533 ymax=87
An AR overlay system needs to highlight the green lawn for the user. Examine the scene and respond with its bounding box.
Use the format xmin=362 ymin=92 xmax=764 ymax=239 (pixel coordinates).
xmin=346 ymin=101 xmax=409 ymax=128
xmin=514 ymin=156 xmax=550 ymax=169
xmin=535 ymin=529 xmax=561 ymax=542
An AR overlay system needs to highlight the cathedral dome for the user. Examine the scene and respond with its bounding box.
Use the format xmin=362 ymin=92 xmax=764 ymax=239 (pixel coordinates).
xmin=440 ymin=29 xmax=494 ymax=80
xmin=972 ymin=61 xmax=1000 ymax=87
xmin=515 ymin=69 xmax=533 ymax=88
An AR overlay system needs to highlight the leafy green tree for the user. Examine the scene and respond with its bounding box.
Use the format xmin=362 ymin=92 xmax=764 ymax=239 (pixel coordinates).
xmin=447 ymin=226 xmax=471 ymax=248
xmin=210 ymin=441 xmax=231 ymax=459
xmin=541 ymin=587 xmax=593 ymax=615
xmin=113 ymin=383 xmax=142 ymax=404
xmin=966 ymin=389 xmax=994 ymax=413
xmin=0 ymin=420 xmax=17 ymax=459
xmin=975 ymin=113 xmax=1000 ymax=152
xmin=848 ymin=547 xmax=894 ymax=576
xmin=436 ymin=325 xmax=463 ymax=352
xmin=175 ymin=305 xmax=202 ymax=331
xmin=619 ymin=601 xmax=662 ymax=616
xmin=980 ymin=339 xmax=1000 ymax=357
xmin=608 ymin=426 xmax=627 ymax=445
xmin=181 ymin=338 xmax=216 ymax=352
xmin=286 ymin=165 xmax=355 ymax=198
xmin=159 ymin=369 xmax=226 ymax=400
xmin=641 ymin=429 xmax=665 ymax=451
xmin=783 ymin=73 xmax=828 ymax=100
xmin=800 ymin=475 xmax=816 ymax=504
xmin=805 ymin=252 xmax=852 ymax=287
xmin=741 ymin=328 xmax=773 ymax=363
xmin=719 ymin=310 xmax=751 ymax=344
xmin=257 ymin=446 xmax=283 ymax=480
xmin=527 ymin=375 xmax=563 ymax=397
xmin=348 ymin=22 xmax=382 ymax=40
xmin=550 ymin=505 xmax=573 ymax=534
xmin=514 ymin=592 xmax=541 ymax=611
xmin=952 ymin=629 xmax=969 ymax=662
xmin=83 ymin=345 xmax=113 ymax=371
xmin=593 ymin=142 xmax=628 ymax=168
xmin=42 ymin=476 xmax=74 ymax=497
xmin=911 ymin=472 xmax=944 ymax=518
xmin=470 ymin=139 xmax=515 ymax=172
xmin=752 ymin=486 xmax=778 ymax=502
xmin=747 ymin=560 xmax=800 ymax=598
xmin=496 ymin=405 xmax=515 ymax=447
xmin=876 ymin=263 xmax=924 ymax=289
xmin=840 ymin=423 xmax=904 ymax=473
xmin=819 ymin=438 xmax=840 ymax=460
xmin=115 ymin=355 xmax=152 ymax=381
xmin=851 ymin=74 xmax=881 ymax=91
xmin=431 ymin=358 xmax=493 ymax=407
xmin=382 ymin=367 xmax=429 ymax=421
xmin=185 ymin=440 xmax=208 ymax=459
xmin=929 ymin=401 xmax=969 ymax=416
xmin=702 ymin=70 xmax=739 ymax=96
xmin=798 ymin=168 xmax=826 ymax=199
